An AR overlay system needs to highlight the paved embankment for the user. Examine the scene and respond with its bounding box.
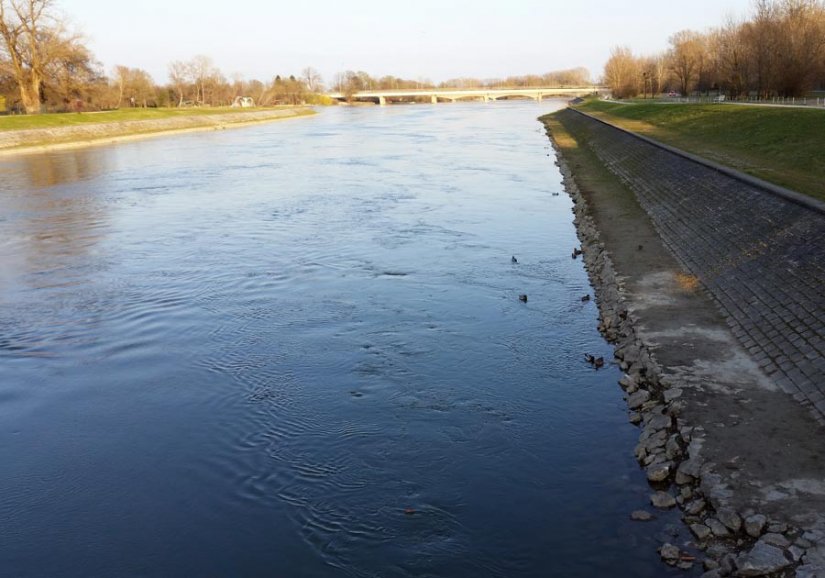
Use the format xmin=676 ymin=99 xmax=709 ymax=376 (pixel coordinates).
xmin=565 ymin=108 xmax=825 ymax=421
xmin=545 ymin=107 xmax=825 ymax=576
xmin=0 ymin=108 xmax=313 ymax=155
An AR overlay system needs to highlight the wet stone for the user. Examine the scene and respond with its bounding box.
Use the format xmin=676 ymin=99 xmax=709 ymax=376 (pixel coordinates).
xmin=720 ymin=552 xmax=738 ymax=575
xmin=717 ymin=508 xmax=742 ymax=533
xmin=642 ymin=430 xmax=668 ymax=452
xmin=645 ymin=412 xmax=672 ymax=431
xmin=706 ymin=518 xmax=731 ymax=538
xmin=628 ymin=389 xmax=650 ymax=410
xmin=736 ymin=541 xmax=792 ymax=576
xmin=691 ymin=524 xmax=712 ymax=541
xmin=646 ymin=461 xmax=672 ymax=483
xmin=665 ymin=435 xmax=683 ymax=460
xmin=663 ymin=388 xmax=683 ymax=403
xmin=619 ymin=374 xmax=636 ymax=391
xmin=678 ymin=458 xmax=702 ymax=479
xmin=802 ymin=531 xmax=822 ymax=543
xmin=790 ymin=545 xmax=805 ymax=562
xmin=651 ymin=491 xmax=676 ymax=509
xmin=643 ymin=453 xmax=662 ymax=466
xmin=675 ymin=470 xmax=694 ymax=486
xmin=797 ymin=564 xmax=825 ymax=578
xmin=744 ymin=514 xmax=767 ymax=538
xmin=706 ymin=544 xmax=729 ymax=559
xmin=631 ymin=510 xmax=654 ymax=521
xmin=760 ymin=533 xmax=791 ymax=549
xmin=701 ymin=472 xmax=733 ymax=503
xmin=659 ymin=542 xmax=680 ymax=564
xmin=686 ymin=499 xmax=707 ymax=516
xmin=640 ymin=400 xmax=660 ymax=412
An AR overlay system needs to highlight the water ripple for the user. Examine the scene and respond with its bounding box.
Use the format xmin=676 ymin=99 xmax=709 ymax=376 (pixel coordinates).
xmin=0 ymin=103 xmax=682 ymax=578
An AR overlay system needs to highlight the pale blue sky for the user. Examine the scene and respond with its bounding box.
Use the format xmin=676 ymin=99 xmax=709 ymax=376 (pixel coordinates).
xmin=68 ymin=0 xmax=753 ymax=86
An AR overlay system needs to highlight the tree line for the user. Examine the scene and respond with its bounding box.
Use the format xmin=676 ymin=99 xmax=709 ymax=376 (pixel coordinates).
xmin=0 ymin=0 xmax=329 ymax=113
xmin=604 ymin=0 xmax=825 ymax=99
xmin=332 ymin=67 xmax=592 ymax=98
xmin=2 ymin=0 xmax=593 ymax=114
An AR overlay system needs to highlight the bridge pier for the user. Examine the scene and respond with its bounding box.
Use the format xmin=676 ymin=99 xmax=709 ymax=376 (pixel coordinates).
xmin=378 ymin=96 xmax=386 ymax=106
xmin=431 ymin=95 xmax=438 ymax=104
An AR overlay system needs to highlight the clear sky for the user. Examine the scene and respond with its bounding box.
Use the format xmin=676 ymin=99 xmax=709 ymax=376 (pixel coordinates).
xmin=68 ymin=0 xmax=753 ymax=86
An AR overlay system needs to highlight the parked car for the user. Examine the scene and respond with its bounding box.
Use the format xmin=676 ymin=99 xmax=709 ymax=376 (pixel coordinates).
xmin=713 ymin=94 xmax=726 ymax=102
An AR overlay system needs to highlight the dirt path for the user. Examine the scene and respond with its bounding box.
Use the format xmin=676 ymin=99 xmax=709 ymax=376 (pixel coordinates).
xmin=543 ymin=108 xmax=825 ymax=577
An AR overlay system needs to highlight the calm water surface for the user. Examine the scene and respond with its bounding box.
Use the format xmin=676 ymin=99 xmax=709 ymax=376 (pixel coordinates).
xmin=0 ymin=103 xmax=692 ymax=577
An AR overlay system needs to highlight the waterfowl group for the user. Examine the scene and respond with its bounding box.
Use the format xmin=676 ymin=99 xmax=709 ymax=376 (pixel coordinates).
xmin=511 ymin=255 xmax=605 ymax=370
xmin=584 ymin=354 xmax=605 ymax=368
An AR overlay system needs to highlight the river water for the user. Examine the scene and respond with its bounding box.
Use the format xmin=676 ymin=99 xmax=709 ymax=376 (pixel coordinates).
xmin=0 ymin=103 xmax=691 ymax=577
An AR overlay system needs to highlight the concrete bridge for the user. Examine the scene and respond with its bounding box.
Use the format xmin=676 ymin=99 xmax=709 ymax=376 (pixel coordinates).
xmin=327 ymin=86 xmax=602 ymax=105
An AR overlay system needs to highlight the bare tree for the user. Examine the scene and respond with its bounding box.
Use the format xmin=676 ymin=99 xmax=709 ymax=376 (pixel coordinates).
xmin=48 ymin=36 xmax=100 ymax=108
xmin=168 ymin=60 xmax=190 ymax=106
xmin=112 ymin=65 xmax=156 ymax=107
xmin=184 ymin=54 xmax=227 ymax=105
xmin=669 ymin=30 xmax=706 ymax=96
xmin=0 ymin=0 xmax=73 ymax=113
xmin=189 ymin=54 xmax=212 ymax=104
xmin=113 ymin=64 xmax=128 ymax=106
xmin=604 ymin=46 xmax=641 ymax=98
xmin=301 ymin=66 xmax=322 ymax=92
xmin=773 ymin=0 xmax=825 ymax=96
xmin=543 ymin=67 xmax=592 ymax=86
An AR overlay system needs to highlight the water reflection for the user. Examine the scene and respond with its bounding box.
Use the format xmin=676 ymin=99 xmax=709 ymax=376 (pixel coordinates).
xmin=19 ymin=149 xmax=110 ymax=188
xmin=0 ymin=152 xmax=112 ymax=297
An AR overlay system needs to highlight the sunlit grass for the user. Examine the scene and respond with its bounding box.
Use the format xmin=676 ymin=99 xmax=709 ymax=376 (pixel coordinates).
xmin=575 ymin=99 xmax=825 ymax=202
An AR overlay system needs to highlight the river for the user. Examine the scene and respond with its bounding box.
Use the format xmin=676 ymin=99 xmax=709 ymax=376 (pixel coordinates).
xmin=0 ymin=102 xmax=691 ymax=577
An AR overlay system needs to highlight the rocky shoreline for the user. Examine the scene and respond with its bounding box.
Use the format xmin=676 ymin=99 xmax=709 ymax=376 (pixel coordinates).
xmin=545 ymin=120 xmax=824 ymax=577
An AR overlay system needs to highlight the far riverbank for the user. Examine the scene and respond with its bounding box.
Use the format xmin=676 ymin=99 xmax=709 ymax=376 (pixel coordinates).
xmin=0 ymin=107 xmax=315 ymax=156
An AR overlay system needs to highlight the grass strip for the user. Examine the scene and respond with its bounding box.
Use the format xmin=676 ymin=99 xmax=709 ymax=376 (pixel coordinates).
xmin=574 ymin=100 xmax=825 ymax=202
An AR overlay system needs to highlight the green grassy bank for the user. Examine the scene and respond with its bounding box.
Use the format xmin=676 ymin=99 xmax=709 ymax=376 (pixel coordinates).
xmin=572 ymin=100 xmax=825 ymax=202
